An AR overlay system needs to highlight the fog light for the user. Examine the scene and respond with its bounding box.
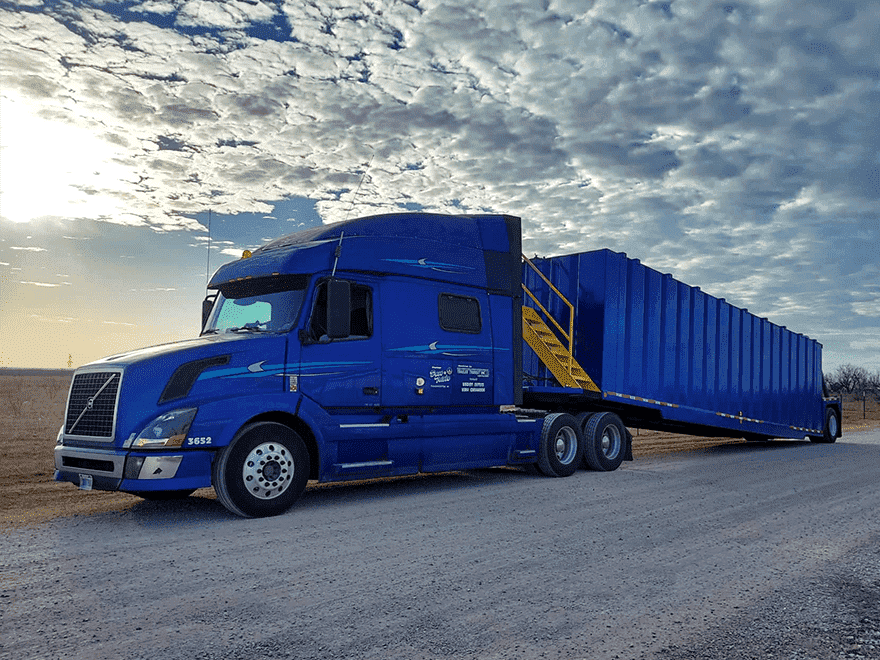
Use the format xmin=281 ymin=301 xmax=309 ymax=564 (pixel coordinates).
xmin=124 ymin=456 xmax=145 ymax=479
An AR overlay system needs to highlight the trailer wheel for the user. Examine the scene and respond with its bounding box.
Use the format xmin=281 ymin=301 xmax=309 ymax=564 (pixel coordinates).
xmin=213 ymin=422 xmax=309 ymax=518
xmin=537 ymin=413 xmax=584 ymax=477
xmin=810 ymin=408 xmax=840 ymax=444
xmin=583 ymin=412 xmax=626 ymax=471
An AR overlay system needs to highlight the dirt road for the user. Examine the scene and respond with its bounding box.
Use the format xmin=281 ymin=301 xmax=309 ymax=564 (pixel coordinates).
xmin=3 ymin=429 xmax=879 ymax=660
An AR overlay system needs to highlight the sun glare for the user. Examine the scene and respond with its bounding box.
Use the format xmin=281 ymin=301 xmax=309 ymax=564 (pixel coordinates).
xmin=0 ymin=96 xmax=132 ymax=223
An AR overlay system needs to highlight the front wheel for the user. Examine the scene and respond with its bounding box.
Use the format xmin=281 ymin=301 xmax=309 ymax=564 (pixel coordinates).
xmin=810 ymin=408 xmax=840 ymax=444
xmin=582 ymin=412 xmax=626 ymax=471
xmin=213 ymin=422 xmax=310 ymax=518
xmin=537 ymin=413 xmax=584 ymax=477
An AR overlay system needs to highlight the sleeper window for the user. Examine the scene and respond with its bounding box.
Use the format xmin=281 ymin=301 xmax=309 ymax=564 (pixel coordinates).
xmin=439 ymin=294 xmax=481 ymax=334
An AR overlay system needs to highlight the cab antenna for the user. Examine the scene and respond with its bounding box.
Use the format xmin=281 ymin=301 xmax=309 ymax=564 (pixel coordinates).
xmin=344 ymin=154 xmax=374 ymax=221
xmin=205 ymin=208 xmax=212 ymax=285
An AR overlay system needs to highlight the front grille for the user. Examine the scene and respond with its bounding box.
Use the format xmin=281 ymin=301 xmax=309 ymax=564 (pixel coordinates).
xmin=61 ymin=456 xmax=116 ymax=472
xmin=65 ymin=371 xmax=122 ymax=438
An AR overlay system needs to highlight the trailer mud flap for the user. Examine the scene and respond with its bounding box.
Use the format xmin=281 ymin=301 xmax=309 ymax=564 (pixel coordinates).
xmin=624 ymin=427 xmax=633 ymax=461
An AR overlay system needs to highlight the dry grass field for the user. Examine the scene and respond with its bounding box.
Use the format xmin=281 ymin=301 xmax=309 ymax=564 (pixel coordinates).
xmin=2 ymin=369 xmax=878 ymax=530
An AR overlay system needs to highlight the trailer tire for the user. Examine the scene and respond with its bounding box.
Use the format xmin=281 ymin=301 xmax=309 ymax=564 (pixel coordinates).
xmin=537 ymin=413 xmax=584 ymax=477
xmin=583 ymin=412 xmax=626 ymax=472
xmin=128 ymin=489 xmax=195 ymax=500
xmin=810 ymin=408 xmax=839 ymax=444
xmin=213 ymin=422 xmax=309 ymax=518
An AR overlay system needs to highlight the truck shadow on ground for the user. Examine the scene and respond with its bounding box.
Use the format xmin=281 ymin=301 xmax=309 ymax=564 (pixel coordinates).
xmin=295 ymin=466 xmax=532 ymax=511
xmin=115 ymin=440 xmax=869 ymax=525
xmin=658 ymin=438 xmax=873 ymax=462
xmin=116 ymin=467 xmax=534 ymax=524
xmin=699 ymin=439 xmax=814 ymax=454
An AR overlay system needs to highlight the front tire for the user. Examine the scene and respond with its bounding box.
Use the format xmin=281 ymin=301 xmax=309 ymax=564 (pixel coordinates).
xmin=213 ymin=422 xmax=310 ymax=518
xmin=582 ymin=412 xmax=626 ymax=471
xmin=537 ymin=413 xmax=584 ymax=477
xmin=810 ymin=408 xmax=840 ymax=444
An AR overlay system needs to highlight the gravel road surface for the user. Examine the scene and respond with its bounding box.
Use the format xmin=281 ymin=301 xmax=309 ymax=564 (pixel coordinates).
xmin=2 ymin=431 xmax=879 ymax=660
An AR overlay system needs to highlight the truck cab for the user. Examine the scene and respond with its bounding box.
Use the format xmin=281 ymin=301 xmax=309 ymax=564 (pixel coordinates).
xmin=55 ymin=213 xmax=550 ymax=517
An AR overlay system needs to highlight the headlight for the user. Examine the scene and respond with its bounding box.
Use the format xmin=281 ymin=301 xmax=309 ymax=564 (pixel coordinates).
xmin=133 ymin=408 xmax=197 ymax=449
xmin=56 ymin=426 xmax=64 ymax=446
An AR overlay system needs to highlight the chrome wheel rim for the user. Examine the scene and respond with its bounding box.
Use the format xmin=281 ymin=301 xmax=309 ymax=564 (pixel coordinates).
xmin=242 ymin=442 xmax=294 ymax=500
xmin=601 ymin=425 xmax=621 ymax=460
xmin=554 ymin=427 xmax=578 ymax=465
xmin=828 ymin=414 xmax=838 ymax=438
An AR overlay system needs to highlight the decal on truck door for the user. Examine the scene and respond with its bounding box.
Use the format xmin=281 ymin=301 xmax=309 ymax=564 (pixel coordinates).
xmin=429 ymin=366 xmax=452 ymax=389
xmin=457 ymin=365 xmax=490 ymax=393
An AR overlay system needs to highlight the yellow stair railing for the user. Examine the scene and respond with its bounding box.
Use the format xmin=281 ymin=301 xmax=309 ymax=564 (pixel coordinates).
xmin=522 ymin=255 xmax=600 ymax=393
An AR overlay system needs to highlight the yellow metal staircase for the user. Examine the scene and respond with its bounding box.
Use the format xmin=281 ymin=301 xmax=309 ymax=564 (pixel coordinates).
xmin=522 ymin=255 xmax=600 ymax=393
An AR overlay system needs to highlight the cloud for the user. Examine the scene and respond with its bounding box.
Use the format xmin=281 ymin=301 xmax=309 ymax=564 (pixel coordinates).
xmin=20 ymin=280 xmax=60 ymax=287
xmin=29 ymin=314 xmax=77 ymax=323
xmin=1 ymin=0 xmax=878 ymax=369
xmin=10 ymin=246 xmax=48 ymax=252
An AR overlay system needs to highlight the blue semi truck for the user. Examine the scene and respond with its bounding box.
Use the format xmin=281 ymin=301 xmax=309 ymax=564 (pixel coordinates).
xmin=54 ymin=213 xmax=841 ymax=517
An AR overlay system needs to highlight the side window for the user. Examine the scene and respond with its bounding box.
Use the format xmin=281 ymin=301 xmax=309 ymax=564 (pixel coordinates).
xmin=439 ymin=293 xmax=481 ymax=333
xmin=309 ymin=281 xmax=373 ymax=340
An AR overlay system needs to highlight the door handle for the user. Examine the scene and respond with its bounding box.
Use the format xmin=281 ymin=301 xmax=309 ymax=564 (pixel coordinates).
xmin=363 ymin=387 xmax=379 ymax=396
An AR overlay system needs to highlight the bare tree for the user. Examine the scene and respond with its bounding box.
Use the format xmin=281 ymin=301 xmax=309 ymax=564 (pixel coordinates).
xmin=828 ymin=363 xmax=870 ymax=394
xmin=868 ymin=369 xmax=880 ymax=399
xmin=824 ymin=370 xmax=840 ymax=394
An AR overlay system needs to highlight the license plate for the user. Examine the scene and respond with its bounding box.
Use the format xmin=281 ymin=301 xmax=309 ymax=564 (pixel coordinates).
xmin=78 ymin=474 xmax=93 ymax=491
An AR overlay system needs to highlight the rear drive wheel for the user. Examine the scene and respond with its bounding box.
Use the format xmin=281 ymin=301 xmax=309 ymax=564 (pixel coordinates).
xmin=537 ymin=413 xmax=584 ymax=477
xmin=583 ymin=412 xmax=626 ymax=471
xmin=213 ymin=422 xmax=309 ymax=518
xmin=810 ymin=408 xmax=840 ymax=444
xmin=574 ymin=412 xmax=594 ymax=432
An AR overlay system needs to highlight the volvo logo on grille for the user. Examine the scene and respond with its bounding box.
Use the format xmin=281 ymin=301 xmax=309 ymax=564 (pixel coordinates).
xmin=86 ymin=397 xmax=95 ymax=410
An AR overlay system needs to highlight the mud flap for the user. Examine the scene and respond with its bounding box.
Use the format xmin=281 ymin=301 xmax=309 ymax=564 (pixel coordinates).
xmin=624 ymin=427 xmax=634 ymax=461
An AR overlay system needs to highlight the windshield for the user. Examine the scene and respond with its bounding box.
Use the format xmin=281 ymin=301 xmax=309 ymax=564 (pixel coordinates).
xmin=202 ymin=274 xmax=309 ymax=335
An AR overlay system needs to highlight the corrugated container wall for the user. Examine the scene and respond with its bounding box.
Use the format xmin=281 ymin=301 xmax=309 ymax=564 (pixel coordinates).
xmin=523 ymin=249 xmax=825 ymax=433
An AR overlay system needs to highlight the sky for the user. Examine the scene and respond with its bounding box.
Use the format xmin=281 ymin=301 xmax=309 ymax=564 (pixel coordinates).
xmin=0 ymin=0 xmax=878 ymax=373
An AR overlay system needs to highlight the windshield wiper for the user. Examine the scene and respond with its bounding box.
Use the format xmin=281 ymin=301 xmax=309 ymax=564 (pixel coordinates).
xmin=228 ymin=321 xmax=270 ymax=333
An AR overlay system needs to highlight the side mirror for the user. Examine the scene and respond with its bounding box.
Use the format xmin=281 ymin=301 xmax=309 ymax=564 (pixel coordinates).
xmin=326 ymin=279 xmax=351 ymax=339
xmin=202 ymin=294 xmax=217 ymax=331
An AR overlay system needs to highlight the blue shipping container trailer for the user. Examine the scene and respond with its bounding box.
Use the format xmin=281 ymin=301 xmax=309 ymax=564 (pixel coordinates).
xmin=54 ymin=213 xmax=842 ymax=517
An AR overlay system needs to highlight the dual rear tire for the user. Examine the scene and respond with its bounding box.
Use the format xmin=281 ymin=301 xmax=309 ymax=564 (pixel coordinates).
xmin=576 ymin=411 xmax=627 ymax=472
xmin=537 ymin=413 xmax=585 ymax=477
xmin=534 ymin=411 xmax=627 ymax=476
